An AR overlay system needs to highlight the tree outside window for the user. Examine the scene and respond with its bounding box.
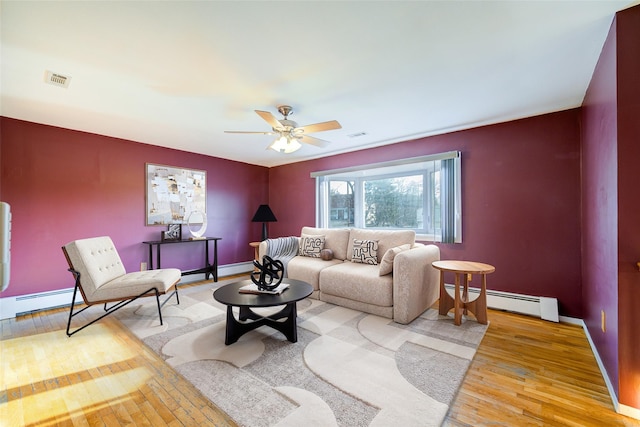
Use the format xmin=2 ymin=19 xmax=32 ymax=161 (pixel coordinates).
xmin=314 ymin=152 xmax=461 ymax=242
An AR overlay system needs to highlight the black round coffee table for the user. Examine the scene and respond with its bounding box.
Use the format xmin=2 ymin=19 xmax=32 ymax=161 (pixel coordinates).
xmin=213 ymin=279 xmax=313 ymax=345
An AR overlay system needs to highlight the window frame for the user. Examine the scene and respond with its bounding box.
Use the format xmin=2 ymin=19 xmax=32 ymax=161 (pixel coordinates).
xmin=312 ymin=151 xmax=462 ymax=243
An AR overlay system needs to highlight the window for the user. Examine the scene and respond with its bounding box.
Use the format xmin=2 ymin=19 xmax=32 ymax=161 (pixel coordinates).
xmin=312 ymin=151 xmax=461 ymax=243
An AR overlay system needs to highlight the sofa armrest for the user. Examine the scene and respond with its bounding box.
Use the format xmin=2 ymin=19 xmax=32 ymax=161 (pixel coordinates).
xmin=392 ymin=244 xmax=440 ymax=324
xmin=258 ymin=237 xmax=300 ymax=260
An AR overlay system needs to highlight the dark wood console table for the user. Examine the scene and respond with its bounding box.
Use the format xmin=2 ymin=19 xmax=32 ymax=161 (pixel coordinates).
xmin=142 ymin=237 xmax=221 ymax=282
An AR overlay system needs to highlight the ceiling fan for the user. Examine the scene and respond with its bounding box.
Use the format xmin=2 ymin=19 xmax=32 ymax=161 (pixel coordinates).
xmin=225 ymin=105 xmax=342 ymax=153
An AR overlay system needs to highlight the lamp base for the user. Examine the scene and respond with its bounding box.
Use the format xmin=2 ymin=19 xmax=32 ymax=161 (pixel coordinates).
xmin=261 ymin=222 xmax=268 ymax=241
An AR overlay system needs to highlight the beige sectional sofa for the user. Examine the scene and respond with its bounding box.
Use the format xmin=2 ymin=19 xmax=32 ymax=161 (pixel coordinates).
xmin=259 ymin=226 xmax=441 ymax=324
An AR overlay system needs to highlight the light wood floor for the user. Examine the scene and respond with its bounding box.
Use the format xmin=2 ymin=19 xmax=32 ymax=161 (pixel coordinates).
xmin=1 ymin=279 xmax=638 ymax=426
xmin=0 ymin=314 xmax=238 ymax=427
xmin=443 ymin=310 xmax=639 ymax=427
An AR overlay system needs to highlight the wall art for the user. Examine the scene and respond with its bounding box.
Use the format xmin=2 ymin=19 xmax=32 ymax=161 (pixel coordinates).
xmin=146 ymin=163 xmax=206 ymax=225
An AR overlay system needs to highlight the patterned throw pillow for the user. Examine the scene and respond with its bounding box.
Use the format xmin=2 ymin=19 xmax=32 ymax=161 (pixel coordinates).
xmin=299 ymin=235 xmax=325 ymax=258
xmin=378 ymin=244 xmax=412 ymax=276
xmin=351 ymin=239 xmax=378 ymax=265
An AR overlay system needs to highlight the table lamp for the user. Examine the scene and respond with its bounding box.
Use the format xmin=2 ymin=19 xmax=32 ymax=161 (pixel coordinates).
xmin=252 ymin=204 xmax=277 ymax=241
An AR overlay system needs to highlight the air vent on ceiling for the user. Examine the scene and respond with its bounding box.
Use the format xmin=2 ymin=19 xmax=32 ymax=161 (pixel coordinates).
xmin=44 ymin=70 xmax=71 ymax=88
xmin=347 ymin=132 xmax=367 ymax=138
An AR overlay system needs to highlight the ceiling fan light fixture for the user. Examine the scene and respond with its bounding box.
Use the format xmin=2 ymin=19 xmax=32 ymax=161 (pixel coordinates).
xmin=270 ymin=135 xmax=301 ymax=154
xmin=284 ymin=138 xmax=302 ymax=153
xmin=226 ymin=105 xmax=339 ymax=152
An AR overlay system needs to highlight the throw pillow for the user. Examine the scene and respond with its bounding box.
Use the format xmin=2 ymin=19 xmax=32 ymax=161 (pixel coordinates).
xmin=299 ymin=235 xmax=325 ymax=258
xmin=379 ymin=243 xmax=412 ymax=276
xmin=351 ymin=239 xmax=378 ymax=265
xmin=320 ymin=248 xmax=334 ymax=261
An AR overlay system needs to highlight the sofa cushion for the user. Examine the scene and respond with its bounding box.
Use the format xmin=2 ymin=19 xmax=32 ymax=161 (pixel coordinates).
xmin=351 ymin=239 xmax=378 ymax=265
xmin=299 ymin=235 xmax=325 ymax=258
xmin=346 ymin=229 xmax=416 ymax=263
xmin=379 ymin=243 xmax=412 ymax=276
xmin=301 ymin=227 xmax=351 ymax=260
xmin=287 ymin=255 xmax=342 ymax=292
xmin=320 ymin=262 xmax=393 ymax=307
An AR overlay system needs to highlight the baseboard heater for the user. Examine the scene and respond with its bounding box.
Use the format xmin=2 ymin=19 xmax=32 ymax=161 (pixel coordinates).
xmin=0 ymin=261 xmax=254 ymax=320
xmin=443 ymin=284 xmax=559 ymax=322
xmin=0 ymin=287 xmax=84 ymax=320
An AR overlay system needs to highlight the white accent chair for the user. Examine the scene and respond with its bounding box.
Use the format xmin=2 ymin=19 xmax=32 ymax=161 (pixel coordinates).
xmin=62 ymin=236 xmax=181 ymax=336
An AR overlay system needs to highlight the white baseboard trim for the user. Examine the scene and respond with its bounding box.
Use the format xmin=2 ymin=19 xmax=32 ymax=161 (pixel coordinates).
xmin=0 ymin=261 xmax=253 ymax=320
xmin=217 ymin=261 xmax=252 ymax=278
xmin=442 ymin=284 xmax=640 ymax=419
xmin=581 ymin=319 xmax=640 ymax=420
xmin=580 ymin=319 xmax=617 ymax=411
xmin=565 ymin=317 xmax=640 ymax=420
xmin=619 ymin=404 xmax=640 ymax=420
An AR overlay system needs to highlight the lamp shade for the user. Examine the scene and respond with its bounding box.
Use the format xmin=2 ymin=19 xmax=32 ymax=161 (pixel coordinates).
xmin=252 ymin=204 xmax=277 ymax=241
xmin=251 ymin=205 xmax=277 ymax=222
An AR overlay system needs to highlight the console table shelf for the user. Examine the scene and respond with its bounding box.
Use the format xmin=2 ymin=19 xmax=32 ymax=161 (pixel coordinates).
xmin=142 ymin=237 xmax=221 ymax=282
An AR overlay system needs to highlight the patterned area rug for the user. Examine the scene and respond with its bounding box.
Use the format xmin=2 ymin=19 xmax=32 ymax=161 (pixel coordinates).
xmin=115 ymin=279 xmax=488 ymax=427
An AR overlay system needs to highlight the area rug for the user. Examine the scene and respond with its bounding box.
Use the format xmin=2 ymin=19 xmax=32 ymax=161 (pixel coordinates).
xmin=114 ymin=279 xmax=488 ymax=427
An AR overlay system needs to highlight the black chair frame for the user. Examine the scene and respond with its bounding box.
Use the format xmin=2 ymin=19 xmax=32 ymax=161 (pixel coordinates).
xmin=65 ymin=267 xmax=180 ymax=337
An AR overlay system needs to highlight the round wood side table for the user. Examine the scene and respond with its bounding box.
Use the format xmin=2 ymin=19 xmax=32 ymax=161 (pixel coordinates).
xmin=432 ymin=260 xmax=495 ymax=326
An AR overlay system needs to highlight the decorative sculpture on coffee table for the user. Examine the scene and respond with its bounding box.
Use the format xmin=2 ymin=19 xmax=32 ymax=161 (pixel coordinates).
xmin=251 ymin=255 xmax=284 ymax=291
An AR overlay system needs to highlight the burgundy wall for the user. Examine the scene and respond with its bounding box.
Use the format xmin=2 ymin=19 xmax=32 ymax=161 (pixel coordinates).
xmin=270 ymin=110 xmax=583 ymax=317
xmin=615 ymin=6 xmax=640 ymax=410
xmin=0 ymin=117 xmax=268 ymax=298
xmin=582 ymin=5 xmax=640 ymax=408
xmin=581 ymin=15 xmax=619 ymax=395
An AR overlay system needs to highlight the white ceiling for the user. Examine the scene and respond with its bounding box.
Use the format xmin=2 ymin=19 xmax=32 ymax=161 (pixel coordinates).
xmin=1 ymin=1 xmax=636 ymax=167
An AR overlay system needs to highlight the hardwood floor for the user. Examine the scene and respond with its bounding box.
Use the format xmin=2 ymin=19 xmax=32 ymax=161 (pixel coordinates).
xmin=1 ymin=312 xmax=238 ymax=427
xmin=444 ymin=311 xmax=639 ymax=427
xmin=1 ymin=279 xmax=638 ymax=426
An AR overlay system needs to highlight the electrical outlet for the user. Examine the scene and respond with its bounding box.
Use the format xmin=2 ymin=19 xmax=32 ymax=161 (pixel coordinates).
xmin=601 ymin=310 xmax=606 ymax=333
xmin=467 ymin=273 xmax=472 ymax=283
xmin=140 ymin=262 xmax=147 ymax=271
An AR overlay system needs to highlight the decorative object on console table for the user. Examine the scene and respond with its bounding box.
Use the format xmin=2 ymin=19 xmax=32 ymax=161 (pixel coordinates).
xmin=251 ymin=204 xmax=277 ymax=241
xmin=186 ymin=210 xmax=207 ymax=240
xmin=162 ymin=224 xmax=182 ymax=241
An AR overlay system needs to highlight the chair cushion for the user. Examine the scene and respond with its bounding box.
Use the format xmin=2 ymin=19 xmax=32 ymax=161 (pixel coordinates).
xmin=91 ymin=269 xmax=181 ymax=301
xmin=64 ymin=236 xmax=180 ymax=303
xmin=63 ymin=236 xmax=127 ymax=297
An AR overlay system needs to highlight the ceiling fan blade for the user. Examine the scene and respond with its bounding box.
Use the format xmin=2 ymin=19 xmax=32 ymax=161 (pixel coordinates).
xmin=299 ymin=134 xmax=330 ymax=148
xmin=297 ymin=120 xmax=342 ymax=134
xmin=224 ymin=130 xmax=274 ymax=135
xmin=255 ymin=110 xmax=283 ymax=129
